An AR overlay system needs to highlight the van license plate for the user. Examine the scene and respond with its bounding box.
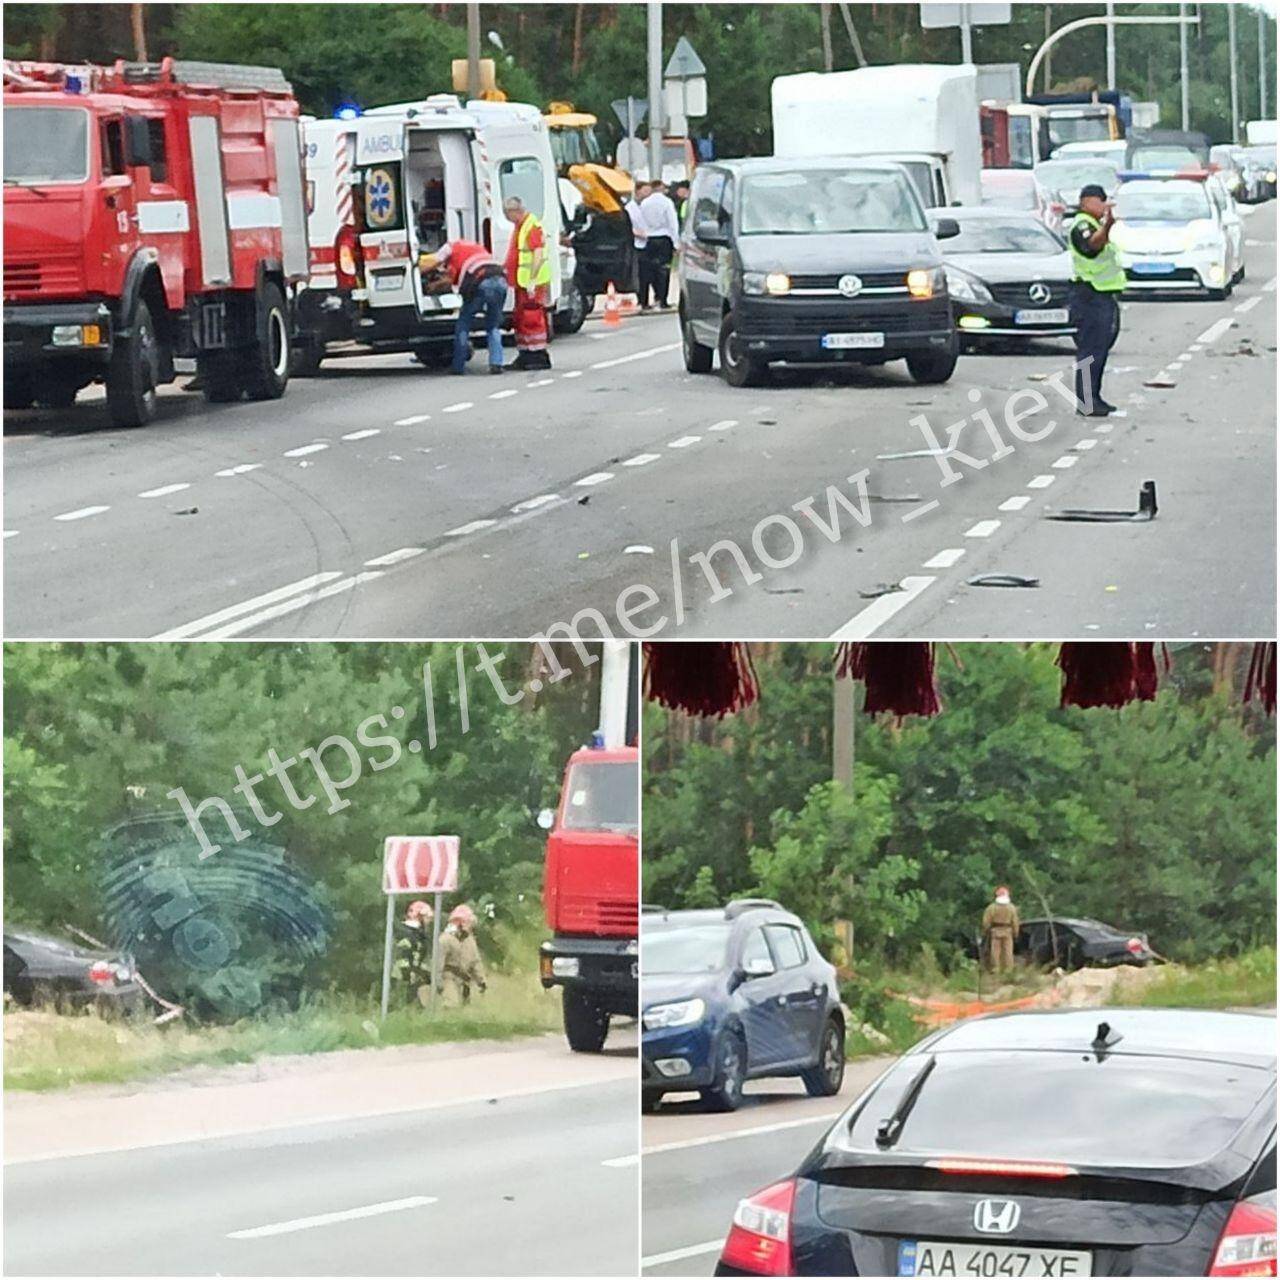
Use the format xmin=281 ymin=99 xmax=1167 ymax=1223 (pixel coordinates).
xmin=374 ymin=273 xmax=404 ymax=292
xmin=898 ymin=1241 xmax=1092 ymax=1278
xmin=1014 ymin=307 xmax=1069 ymax=325
xmin=822 ymin=332 xmax=884 ymax=349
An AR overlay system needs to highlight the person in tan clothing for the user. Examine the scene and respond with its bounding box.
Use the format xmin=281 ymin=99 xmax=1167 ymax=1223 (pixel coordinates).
xmin=982 ymin=885 xmax=1021 ymax=974
xmin=437 ymin=903 xmax=487 ymax=1005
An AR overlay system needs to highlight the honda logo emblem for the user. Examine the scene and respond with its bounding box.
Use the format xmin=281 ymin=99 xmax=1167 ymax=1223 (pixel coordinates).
xmin=973 ymin=1199 xmax=1022 ymax=1235
xmin=1028 ymin=281 xmax=1052 ymax=304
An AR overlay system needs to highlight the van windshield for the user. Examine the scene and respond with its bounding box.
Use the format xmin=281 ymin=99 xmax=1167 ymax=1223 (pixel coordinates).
xmin=740 ymin=169 xmax=926 ymax=235
xmin=4 ymin=106 xmax=90 ymax=184
xmin=562 ymin=761 xmax=638 ymax=834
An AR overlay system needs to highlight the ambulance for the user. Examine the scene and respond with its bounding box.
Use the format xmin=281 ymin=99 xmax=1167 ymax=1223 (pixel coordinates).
xmin=296 ymin=96 xmax=561 ymax=371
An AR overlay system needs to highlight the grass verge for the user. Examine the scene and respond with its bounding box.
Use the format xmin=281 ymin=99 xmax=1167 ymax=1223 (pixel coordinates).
xmin=1128 ymin=947 xmax=1276 ymax=1010
xmin=5 ymin=969 xmax=561 ymax=1092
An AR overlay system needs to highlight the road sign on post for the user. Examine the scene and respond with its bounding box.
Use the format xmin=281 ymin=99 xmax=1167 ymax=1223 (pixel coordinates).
xmin=663 ymin=35 xmax=707 ymax=142
xmin=920 ymin=3 xmax=1011 ymax=62
xmin=379 ymin=835 xmax=460 ymax=1021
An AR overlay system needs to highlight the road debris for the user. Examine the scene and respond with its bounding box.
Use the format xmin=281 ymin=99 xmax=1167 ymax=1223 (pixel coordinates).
xmin=1045 ymin=480 xmax=1158 ymax=524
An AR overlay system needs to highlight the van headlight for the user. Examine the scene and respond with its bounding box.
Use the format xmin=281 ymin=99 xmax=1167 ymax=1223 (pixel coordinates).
xmin=642 ymin=997 xmax=706 ymax=1030
xmin=743 ymin=271 xmax=791 ymax=296
xmin=943 ymin=267 xmax=992 ymax=304
xmin=908 ymin=266 xmax=946 ymax=298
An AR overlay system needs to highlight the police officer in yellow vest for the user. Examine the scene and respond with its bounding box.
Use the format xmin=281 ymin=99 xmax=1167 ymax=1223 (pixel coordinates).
xmin=1067 ymin=184 xmax=1126 ymax=417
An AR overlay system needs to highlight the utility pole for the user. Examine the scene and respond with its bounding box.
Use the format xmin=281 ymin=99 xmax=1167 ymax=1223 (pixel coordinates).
xmin=837 ymin=1 xmax=867 ymax=68
xmin=1260 ymin=8 xmax=1268 ymax=119
xmin=959 ymin=3 xmax=974 ymax=64
xmin=647 ymin=1 xmax=663 ymax=181
xmin=1105 ymin=2 xmax=1116 ymax=92
xmin=1228 ymin=0 xmax=1240 ymax=144
xmin=820 ymin=2 xmax=834 ymax=73
xmin=1179 ymin=3 xmax=1190 ymax=131
xmin=466 ymin=2 xmax=481 ymax=101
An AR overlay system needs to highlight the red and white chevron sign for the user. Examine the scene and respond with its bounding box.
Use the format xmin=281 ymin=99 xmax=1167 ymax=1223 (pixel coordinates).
xmin=382 ymin=836 xmax=459 ymax=894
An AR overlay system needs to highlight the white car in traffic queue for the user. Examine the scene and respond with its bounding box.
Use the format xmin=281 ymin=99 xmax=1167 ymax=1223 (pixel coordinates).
xmin=1110 ymin=172 xmax=1245 ymax=300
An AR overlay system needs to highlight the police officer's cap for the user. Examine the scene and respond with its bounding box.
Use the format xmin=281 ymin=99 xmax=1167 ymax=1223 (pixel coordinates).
xmin=1078 ymin=184 xmax=1109 ymax=201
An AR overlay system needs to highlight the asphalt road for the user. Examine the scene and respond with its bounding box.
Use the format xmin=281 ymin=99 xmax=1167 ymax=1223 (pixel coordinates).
xmin=641 ymin=1060 xmax=893 ymax=1276
xmin=4 ymin=1033 xmax=638 ymax=1276
xmin=5 ymin=205 xmax=1274 ymax=640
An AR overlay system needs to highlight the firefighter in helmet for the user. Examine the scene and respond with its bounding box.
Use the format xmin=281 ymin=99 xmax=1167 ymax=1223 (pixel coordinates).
xmin=394 ymin=899 xmax=435 ymax=1005
xmin=981 ymin=884 xmax=1021 ymax=975
xmin=437 ymin=903 xmax=487 ymax=1005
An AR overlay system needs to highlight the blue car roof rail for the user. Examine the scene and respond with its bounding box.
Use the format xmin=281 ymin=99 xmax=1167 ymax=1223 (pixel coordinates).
xmin=724 ymin=898 xmax=785 ymax=920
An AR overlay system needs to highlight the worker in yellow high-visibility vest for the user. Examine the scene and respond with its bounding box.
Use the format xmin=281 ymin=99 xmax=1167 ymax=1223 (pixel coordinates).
xmin=503 ymin=196 xmax=553 ymax=370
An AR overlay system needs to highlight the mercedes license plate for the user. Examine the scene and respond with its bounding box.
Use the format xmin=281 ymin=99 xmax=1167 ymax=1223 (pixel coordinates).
xmin=898 ymin=1241 xmax=1092 ymax=1278
xmin=1014 ymin=307 xmax=1070 ymax=325
xmin=822 ymin=332 xmax=885 ymax=350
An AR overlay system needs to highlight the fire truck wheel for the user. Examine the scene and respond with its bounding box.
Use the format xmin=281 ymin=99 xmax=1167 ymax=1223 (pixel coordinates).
xmin=199 ymin=352 xmax=244 ymax=403
xmin=290 ymin=338 xmax=325 ymax=378
xmin=243 ymin=283 xmax=291 ymax=401
xmin=4 ymin=373 xmax=35 ymax=411
xmin=106 ymin=300 xmax=160 ymax=428
xmin=562 ymin=988 xmax=610 ymax=1053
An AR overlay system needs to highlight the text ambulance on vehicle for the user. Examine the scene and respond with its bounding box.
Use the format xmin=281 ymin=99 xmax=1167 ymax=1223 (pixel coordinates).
xmin=3 ymin=58 xmax=309 ymax=426
xmin=296 ymin=95 xmax=561 ymax=372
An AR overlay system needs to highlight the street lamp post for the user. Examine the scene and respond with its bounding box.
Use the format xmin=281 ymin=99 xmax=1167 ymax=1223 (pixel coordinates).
xmin=1179 ymin=3 xmax=1190 ymax=131
xmin=647 ymin=1 xmax=663 ymax=182
xmin=1260 ymin=8 xmax=1268 ymax=119
xmin=1228 ymin=1 xmax=1240 ymax=145
xmin=1105 ymin=1 xmax=1116 ymax=92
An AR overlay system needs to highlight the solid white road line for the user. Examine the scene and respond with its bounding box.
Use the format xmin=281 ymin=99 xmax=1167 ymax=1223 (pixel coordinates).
xmin=394 ymin=414 xmax=432 ymax=426
xmin=668 ymin=435 xmax=701 ymax=448
xmin=1051 ymin=456 xmax=1078 ymax=469
xmin=215 ymin=464 xmax=262 ymax=477
xmin=1027 ymin=475 xmax=1056 ymax=488
xmin=1195 ymin=316 xmax=1236 ymax=345
xmin=623 ymin=453 xmax=661 ymax=467
xmin=283 ymin=443 xmax=328 ymax=458
xmin=201 ymin=571 xmax=384 ymax=640
xmin=999 ymin=495 xmax=1031 ymax=512
xmin=576 ymin=472 xmax=615 ymax=486
xmin=511 ymin=494 xmax=559 ymax=513
xmin=153 ymin=573 xmax=343 ymax=640
xmin=138 ymin=483 xmax=191 ymax=499
xmin=54 ymin=505 xmax=109 ymax=521
xmin=642 ymin=1241 xmax=725 ymax=1269
xmin=1235 ymin=295 xmax=1263 ymax=314
xmin=228 ymin=1197 xmax=438 ymax=1240
xmin=444 ymin=519 xmax=497 ymax=536
xmin=365 ymin=547 xmax=424 ymax=568
xmin=642 ymin=1111 xmax=847 ymax=1159
xmin=442 ymin=402 xmax=473 ymax=413
xmin=965 ymin=520 xmax=1000 ymax=538
xmin=342 ymin=428 xmax=381 ymax=441
xmin=830 ymin=575 xmax=936 ymax=641
xmin=590 ymin=341 xmax=681 ymax=370
xmin=923 ymin=548 xmax=965 ymax=569
xmin=601 ymin=1153 xmax=640 ymax=1168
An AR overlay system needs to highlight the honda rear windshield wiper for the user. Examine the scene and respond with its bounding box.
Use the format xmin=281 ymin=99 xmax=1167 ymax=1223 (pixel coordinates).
xmin=875 ymin=1053 xmax=937 ymax=1149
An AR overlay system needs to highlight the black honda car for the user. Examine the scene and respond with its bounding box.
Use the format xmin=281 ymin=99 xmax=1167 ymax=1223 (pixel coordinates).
xmin=715 ymin=1009 xmax=1276 ymax=1277
xmin=1018 ymin=916 xmax=1158 ymax=969
xmin=4 ymin=928 xmax=142 ymax=1013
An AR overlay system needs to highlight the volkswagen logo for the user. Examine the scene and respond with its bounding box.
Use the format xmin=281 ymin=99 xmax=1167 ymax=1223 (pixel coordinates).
xmin=838 ymin=273 xmax=863 ymax=298
xmin=973 ymin=1199 xmax=1022 ymax=1235
xmin=1028 ymin=281 xmax=1052 ymax=304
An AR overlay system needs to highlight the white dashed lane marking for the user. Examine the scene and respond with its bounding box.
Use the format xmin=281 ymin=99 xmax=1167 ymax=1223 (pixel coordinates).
xmin=394 ymin=414 xmax=431 ymax=427
xmin=623 ymin=453 xmax=660 ymax=467
xmin=364 ymin=547 xmax=424 ymax=567
xmin=283 ymin=443 xmax=328 ymax=458
xmin=510 ymin=494 xmax=558 ymax=513
xmin=1052 ymin=456 xmax=1078 ymax=469
xmin=216 ymin=464 xmax=262 ymax=477
xmin=575 ymin=472 xmax=614 ymax=487
xmin=708 ymin=419 xmax=738 ymax=432
xmin=1073 ymin=438 xmax=1098 ymax=451
xmin=343 ymin=428 xmax=381 ymax=441
xmin=1235 ymin=295 xmax=1262 ymax=314
xmin=831 ymin=575 xmax=937 ymax=640
xmin=445 ymin=519 xmax=496 ymax=537
xmin=55 ymin=505 xmax=109 ymax=522
xmin=138 ymin=483 xmax=191 ymax=499
xmin=561 ymin=369 xmax=583 ymax=379
xmin=999 ymin=495 xmax=1031 ymax=512
xmin=923 ymin=547 xmax=965 ymax=569
xmin=1195 ymin=316 xmax=1236 ymax=345
xmin=1028 ymin=475 xmax=1056 ymax=489
xmin=965 ymin=519 xmax=1001 ymax=538
xmin=668 ymin=435 xmax=701 ymax=448
xmin=527 ymin=378 xmax=555 ymax=388
xmin=442 ymin=402 xmax=473 ymax=414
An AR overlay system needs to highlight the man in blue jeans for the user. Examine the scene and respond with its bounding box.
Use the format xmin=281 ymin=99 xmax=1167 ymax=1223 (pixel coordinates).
xmin=419 ymin=239 xmax=508 ymax=374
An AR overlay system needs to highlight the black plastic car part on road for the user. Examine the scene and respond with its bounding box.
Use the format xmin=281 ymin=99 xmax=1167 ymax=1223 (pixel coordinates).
xmin=715 ymin=1008 xmax=1277 ymax=1277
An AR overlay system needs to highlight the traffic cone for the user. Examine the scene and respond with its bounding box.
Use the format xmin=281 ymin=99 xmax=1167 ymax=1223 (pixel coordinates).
xmin=603 ymin=283 xmax=621 ymax=327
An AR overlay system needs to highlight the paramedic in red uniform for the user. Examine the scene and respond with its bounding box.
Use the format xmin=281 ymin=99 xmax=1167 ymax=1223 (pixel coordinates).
xmin=503 ymin=195 xmax=553 ymax=370
xmin=420 ymin=240 xmax=508 ymax=375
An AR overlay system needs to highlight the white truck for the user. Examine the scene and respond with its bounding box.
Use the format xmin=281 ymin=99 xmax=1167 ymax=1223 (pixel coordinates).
xmin=771 ymin=64 xmax=982 ymax=208
xmin=295 ymin=95 xmax=562 ymax=372
xmin=1245 ymin=119 xmax=1277 ymax=146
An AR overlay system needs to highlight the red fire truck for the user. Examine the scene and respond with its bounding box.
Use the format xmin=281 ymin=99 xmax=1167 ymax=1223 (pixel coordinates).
xmin=538 ymin=643 xmax=639 ymax=1053
xmin=3 ymin=58 xmax=309 ymax=426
